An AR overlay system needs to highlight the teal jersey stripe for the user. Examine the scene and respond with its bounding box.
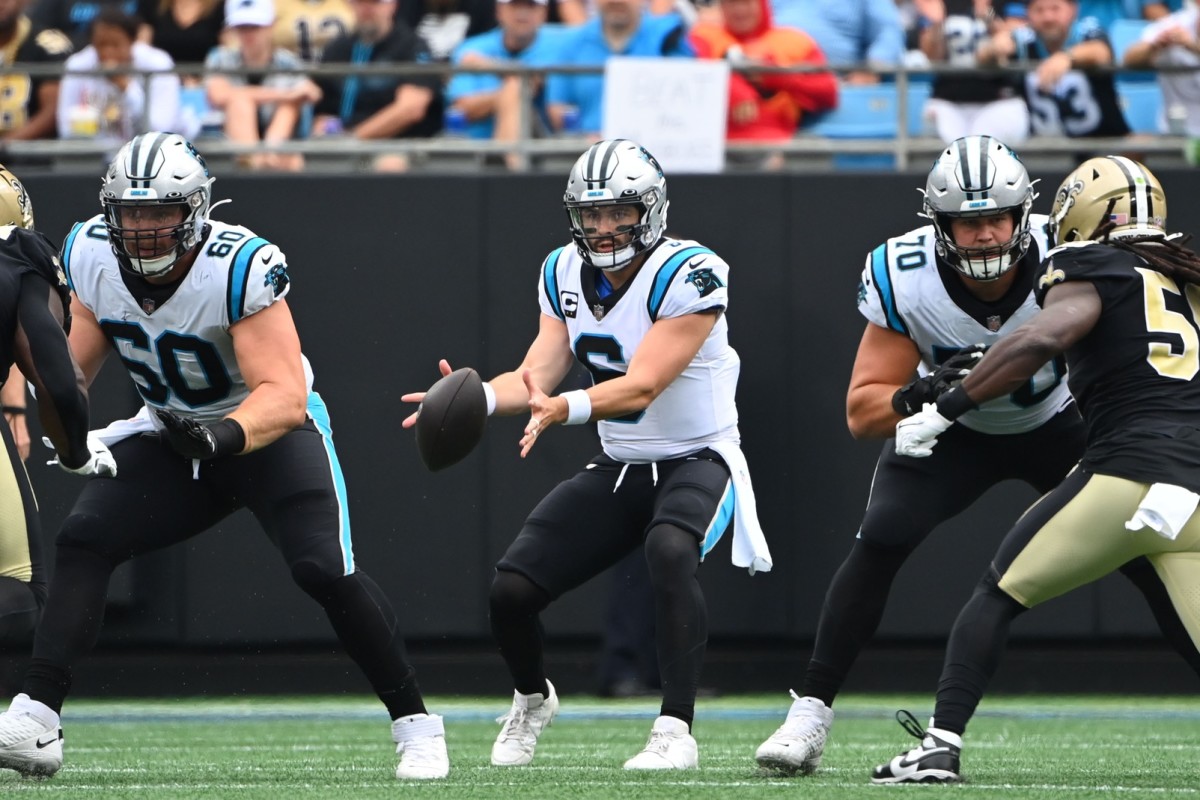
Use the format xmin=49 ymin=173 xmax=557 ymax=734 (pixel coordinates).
xmin=306 ymin=392 xmax=355 ymax=575
xmin=542 ymin=247 xmax=565 ymax=319
xmin=700 ymin=479 xmax=736 ymax=559
xmin=226 ymin=237 xmax=269 ymax=324
xmin=61 ymin=221 xmax=84 ymax=293
xmin=648 ymin=246 xmax=713 ymax=321
xmin=870 ymin=243 xmax=907 ymax=335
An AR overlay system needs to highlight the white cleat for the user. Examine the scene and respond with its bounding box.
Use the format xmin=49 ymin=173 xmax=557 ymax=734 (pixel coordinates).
xmin=490 ymin=680 xmax=559 ymax=766
xmin=0 ymin=694 xmax=63 ymax=779
xmin=755 ymin=691 xmax=834 ymax=775
xmin=623 ymin=715 xmax=698 ymax=770
xmin=392 ymin=713 xmax=449 ymax=780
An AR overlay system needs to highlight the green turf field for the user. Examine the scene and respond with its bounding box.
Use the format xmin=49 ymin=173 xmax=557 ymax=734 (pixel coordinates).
xmin=2 ymin=694 xmax=1196 ymax=798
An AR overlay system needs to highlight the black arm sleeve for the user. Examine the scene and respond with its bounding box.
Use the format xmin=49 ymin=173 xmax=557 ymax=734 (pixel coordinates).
xmin=13 ymin=274 xmax=89 ymax=469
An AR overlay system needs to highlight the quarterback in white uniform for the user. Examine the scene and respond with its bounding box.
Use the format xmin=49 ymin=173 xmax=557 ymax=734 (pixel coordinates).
xmin=0 ymin=132 xmax=450 ymax=782
xmin=404 ymin=138 xmax=770 ymax=772
xmin=755 ymin=135 xmax=1200 ymax=776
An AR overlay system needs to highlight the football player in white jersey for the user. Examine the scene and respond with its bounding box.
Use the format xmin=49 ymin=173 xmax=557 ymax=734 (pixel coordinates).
xmin=0 ymin=132 xmax=449 ymax=782
xmin=403 ymin=138 xmax=771 ymax=770
xmin=755 ymin=135 xmax=1200 ymax=776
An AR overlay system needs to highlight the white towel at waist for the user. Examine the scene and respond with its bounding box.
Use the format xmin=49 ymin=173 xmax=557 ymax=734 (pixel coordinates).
xmin=707 ymin=440 xmax=772 ymax=575
xmin=1124 ymin=482 xmax=1200 ymax=541
xmin=41 ymin=405 xmax=158 ymax=458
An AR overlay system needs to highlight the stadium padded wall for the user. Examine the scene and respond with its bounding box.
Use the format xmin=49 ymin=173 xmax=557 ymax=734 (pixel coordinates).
xmin=20 ymin=171 xmax=1195 ymax=649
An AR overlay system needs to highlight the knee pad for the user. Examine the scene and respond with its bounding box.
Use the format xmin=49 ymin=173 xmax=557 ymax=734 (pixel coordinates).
xmin=290 ymin=558 xmax=343 ymax=599
xmin=643 ymin=524 xmax=699 ymax=578
xmin=489 ymin=569 xmax=549 ymax=619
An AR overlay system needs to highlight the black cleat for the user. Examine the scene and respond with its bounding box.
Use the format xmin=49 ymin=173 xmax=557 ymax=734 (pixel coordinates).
xmin=871 ymin=710 xmax=962 ymax=784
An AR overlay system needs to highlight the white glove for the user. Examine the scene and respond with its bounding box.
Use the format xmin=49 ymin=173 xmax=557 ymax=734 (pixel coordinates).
xmin=895 ymin=402 xmax=954 ymax=458
xmin=51 ymin=434 xmax=118 ymax=478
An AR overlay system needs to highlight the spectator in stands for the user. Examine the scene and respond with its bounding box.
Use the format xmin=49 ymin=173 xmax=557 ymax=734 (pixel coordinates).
xmin=272 ymin=0 xmax=352 ymax=61
xmin=31 ymin=0 xmax=137 ymax=49
xmin=57 ymin=7 xmax=192 ymax=143
xmin=445 ymin=0 xmax=564 ymax=169
xmin=0 ymin=0 xmax=74 ymax=146
xmin=137 ymin=0 xmax=224 ymax=76
xmin=1078 ymin=0 xmax=1167 ymax=32
xmin=313 ymin=0 xmax=440 ymax=171
xmin=397 ymin=0 xmax=495 ymax=61
xmin=545 ymin=0 xmax=692 ymax=136
xmin=205 ymin=0 xmax=320 ymax=170
xmin=916 ymin=0 xmax=1029 ymax=143
xmin=770 ymin=0 xmax=905 ymax=83
xmin=1125 ymin=5 xmax=1200 ymax=135
xmin=690 ymin=0 xmax=837 ymax=151
xmin=979 ymin=0 xmax=1129 ymax=140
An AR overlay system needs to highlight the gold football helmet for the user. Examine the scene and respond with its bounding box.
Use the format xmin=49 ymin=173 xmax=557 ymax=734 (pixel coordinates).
xmin=1049 ymin=155 xmax=1165 ymax=247
xmin=0 ymin=164 xmax=34 ymax=230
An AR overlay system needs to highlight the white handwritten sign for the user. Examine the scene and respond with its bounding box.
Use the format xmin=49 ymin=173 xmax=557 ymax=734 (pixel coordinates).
xmin=603 ymin=57 xmax=729 ymax=174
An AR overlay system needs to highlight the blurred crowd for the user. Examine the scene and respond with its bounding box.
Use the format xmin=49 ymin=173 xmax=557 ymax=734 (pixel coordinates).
xmin=0 ymin=0 xmax=1191 ymax=170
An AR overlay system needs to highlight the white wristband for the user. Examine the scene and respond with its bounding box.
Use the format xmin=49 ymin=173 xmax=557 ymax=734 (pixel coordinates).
xmin=561 ymin=390 xmax=591 ymax=426
xmin=482 ymin=382 xmax=497 ymax=416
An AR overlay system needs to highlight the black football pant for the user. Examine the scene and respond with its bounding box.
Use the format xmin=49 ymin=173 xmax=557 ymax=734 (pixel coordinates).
xmin=23 ymin=421 xmax=424 ymax=719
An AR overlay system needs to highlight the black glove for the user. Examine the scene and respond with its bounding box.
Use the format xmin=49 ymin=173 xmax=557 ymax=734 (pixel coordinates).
xmin=891 ymin=344 xmax=987 ymax=417
xmin=155 ymin=408 xmax=245 ymax=459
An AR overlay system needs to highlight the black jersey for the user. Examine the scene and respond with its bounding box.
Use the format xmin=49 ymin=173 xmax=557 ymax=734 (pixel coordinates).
xmin=0 ymin=18 xmax=73 ymax=136
xmin=1035 ymin=242 xmax=1200 ymax=491
xmin=0 ymin=227 xmax=69 ymax=371
xmin=1013 ymin=17 xmax=1129 ymax=138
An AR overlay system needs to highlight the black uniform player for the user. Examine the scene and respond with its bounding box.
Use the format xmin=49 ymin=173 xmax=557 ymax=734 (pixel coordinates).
xmin=0 ymin=165 xmax=113 ymax=644
xmin=876 ymin=156 xmax=1200 ymax=783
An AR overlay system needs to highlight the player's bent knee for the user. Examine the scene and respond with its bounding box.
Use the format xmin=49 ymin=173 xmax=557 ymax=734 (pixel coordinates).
xmin=56 ymin=517 xmax=129 ymax=567
xmin=289 ymin=558 xmax=346 ymax=597
xmin=644 ymin=524 xmax=700 ymax=579
xmin=489 ymin=569 xmax=550 ymax=619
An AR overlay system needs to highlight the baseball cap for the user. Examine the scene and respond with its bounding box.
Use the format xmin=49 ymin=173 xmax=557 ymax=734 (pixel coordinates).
xmin=226 ymin=0 xmax=275 ymax=27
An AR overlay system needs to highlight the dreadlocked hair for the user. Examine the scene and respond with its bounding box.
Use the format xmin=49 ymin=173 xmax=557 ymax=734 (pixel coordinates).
xmin=1089 ymin=219 xmax=1200 ymax=287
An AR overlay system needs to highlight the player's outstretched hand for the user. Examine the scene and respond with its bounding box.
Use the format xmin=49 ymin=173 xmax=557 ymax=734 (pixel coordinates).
xmin=895 ymin=403 xmax=954 ymax=458
xmin=58 ymin=434 xmax=117 ymax=478
xmin=519 ymin=369 xmax=558 ymax=459
xmin=401 ymin=359 xmax=455 ymax=429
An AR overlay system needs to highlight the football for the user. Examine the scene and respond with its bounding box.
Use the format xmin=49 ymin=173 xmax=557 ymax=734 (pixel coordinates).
xmin=414 ymin=367 xmax=487 ymax=471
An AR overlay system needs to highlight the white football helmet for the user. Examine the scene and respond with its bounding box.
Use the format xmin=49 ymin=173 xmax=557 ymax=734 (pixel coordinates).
xmin=922 ymin=135 xmax=1036 ymax=281
xmin=101 ymin=132 xmax=214 ymax=277
xmin=563 ymin=139 xmax=668 ymax=271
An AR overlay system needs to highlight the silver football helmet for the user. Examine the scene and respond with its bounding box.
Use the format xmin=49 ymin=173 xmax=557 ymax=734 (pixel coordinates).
xmin=922 ymin=135 xmax=1036 ymax=282
xmin=101 ymin=132 xmax=214 ymax=277
xmin=564 ymin=139 xmax=669 ymax=271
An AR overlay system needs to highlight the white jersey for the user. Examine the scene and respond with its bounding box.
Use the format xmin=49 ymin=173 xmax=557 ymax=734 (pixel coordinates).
xmin=538 ymin=238 xmax=741 ymax=463
xmin=62 ymin=215 xmax=313 ymax=425
xmin=856 ymin=213 xmax=1072 ymax=434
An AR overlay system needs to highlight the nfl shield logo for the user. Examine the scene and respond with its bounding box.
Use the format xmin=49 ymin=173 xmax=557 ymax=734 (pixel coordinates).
xmin=592 ymin=304 xmax=606 ymax=322
xmin=986 ymin=315 xmax=1002 ymax=332
xmin=142 ymin=298 xmax=156 ymax=314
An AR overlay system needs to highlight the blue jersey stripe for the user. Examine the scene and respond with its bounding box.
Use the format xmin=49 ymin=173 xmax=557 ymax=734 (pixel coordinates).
xmin=306 ymin=392 xmax=355 ymax=575
xmin=542 ymin=247 xmax=565 ymax=319
xmin=870 ymin=244 xmax=907 ymax=335
xmin=61 ymin=222 xmax=84 ymax=293
xmin=226 ymin=237 xmax=269 ymax=324
xmin=700 ymin=479 xmax=736 ymax=559
xmin=648 ymin=246 xmax=713 ymax=321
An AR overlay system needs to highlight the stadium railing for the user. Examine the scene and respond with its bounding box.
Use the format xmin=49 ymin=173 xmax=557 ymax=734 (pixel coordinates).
xmin=3 ymin=60 xmax=1191 ymax=173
